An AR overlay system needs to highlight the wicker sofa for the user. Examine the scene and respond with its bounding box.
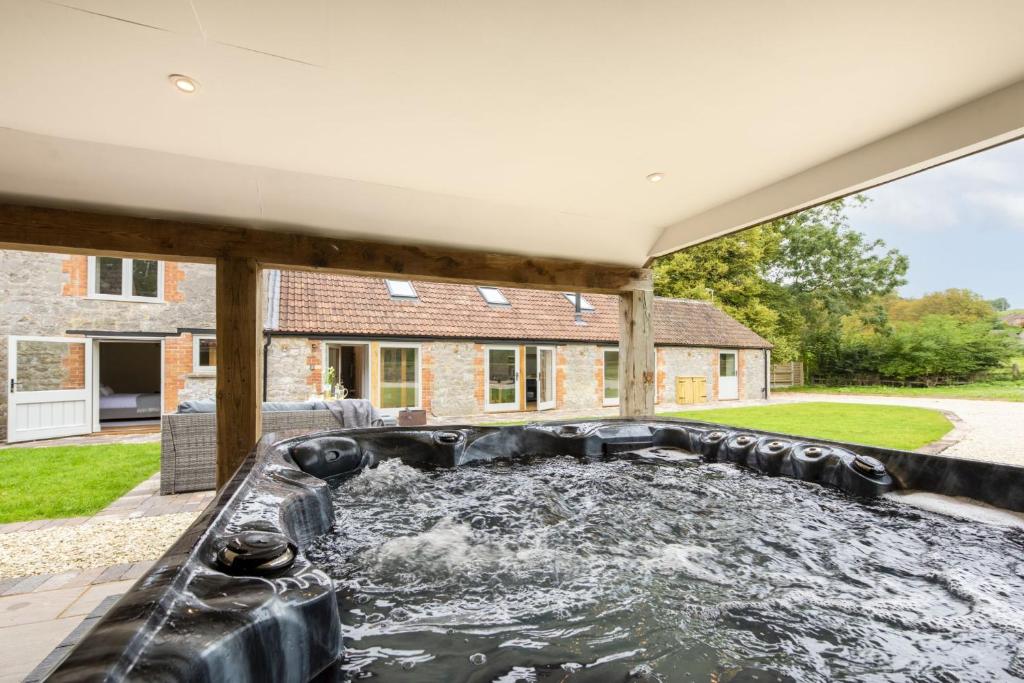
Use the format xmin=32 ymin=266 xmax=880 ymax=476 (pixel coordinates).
xmin=160 ymin=401 xmax=391 ymax=494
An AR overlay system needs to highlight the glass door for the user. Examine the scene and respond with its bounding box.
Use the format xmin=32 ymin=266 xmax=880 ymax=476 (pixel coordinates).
xmin=536 ymin=346 xmax=556 ymax=411
xmin=7 ymin=336 xmax=93 ymax=442
xmin=485 ymin=346 xmax=519 ymax=411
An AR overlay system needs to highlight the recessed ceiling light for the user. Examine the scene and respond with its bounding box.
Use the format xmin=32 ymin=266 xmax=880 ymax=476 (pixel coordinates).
xmin=647 ymin=172 xmax=665 ymax=183
xmin=168 ymin=74 xmax=198 ymax=93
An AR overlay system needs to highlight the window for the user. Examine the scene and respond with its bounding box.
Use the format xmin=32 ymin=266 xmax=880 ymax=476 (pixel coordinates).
xmin=193 ymin=336 xmax=217 ymax=373
xmin=88 ymin=256 xmax=163 ymax=301
xmin=603 ymin=349 xmax=619 ymax=405
xmin=379 ymin=345 xmax=420 ymax=409
xmin=563 ymin=292 xmax=594 ymax=311
xmin=477 ymin=286 xmax=509 ymax=305
xmin=385 ymin=279 xmax=418 ymax=299
xmin=720 ymin=352 xmax=737 ymax=377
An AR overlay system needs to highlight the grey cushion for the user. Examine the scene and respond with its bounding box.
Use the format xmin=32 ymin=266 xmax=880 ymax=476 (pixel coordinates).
xmin=177 ymin=400 xmax=318 ymax=414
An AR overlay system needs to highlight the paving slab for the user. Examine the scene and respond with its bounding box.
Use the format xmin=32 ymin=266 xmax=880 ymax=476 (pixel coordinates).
xmin=0 ymin=615 xmax=81 ymax=683
xmin=61 ymin=580 xmax=135 ymax=618
xmin=0 ymin=587 xmax=83 ymax=628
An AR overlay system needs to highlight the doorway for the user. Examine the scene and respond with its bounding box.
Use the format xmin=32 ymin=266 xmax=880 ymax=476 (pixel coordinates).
xmin=325 ymin=343 xmax=369 ymax=400
xmin=95 ymin=340 xmax=162 ymax=427
xmin=524 ymin=345 xmax=556 ymax=411
xmin=718 ymin=350 xmax=739 ymax=400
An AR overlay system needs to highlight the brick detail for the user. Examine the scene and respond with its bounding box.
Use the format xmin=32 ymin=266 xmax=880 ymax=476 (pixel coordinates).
xmin=61 ymin=344 xmax=86 ymax=388
xmin=473 ymin=344 xmax=485 ymax=411
xmin=555 ymin=347 xmax=566 ymax=409
xmin=737 ymin=350 xmax=745 ymax=400
xmin=656 ymin=347 xmax=665 ymax=405
xmin=307 ymin=340 xmax=323 ymax=396
xmin=164 ymin=262 xmax=186 ymax=303
xmin=163 ymin=334 xmax=194 ymax=413
xmin=594 ymin=351 xmax=605 ymax=406
xmin=711 ymin=350 xmax=720 ymax=400
xmin=61 ymin=256 xmax=88 ymax=297
xmin=421 ymin=345 xmax=434 ymax=411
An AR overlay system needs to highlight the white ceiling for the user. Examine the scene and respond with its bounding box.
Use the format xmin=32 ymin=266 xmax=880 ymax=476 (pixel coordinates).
xmin=1 ymin=0 xmax=1024 ymax=266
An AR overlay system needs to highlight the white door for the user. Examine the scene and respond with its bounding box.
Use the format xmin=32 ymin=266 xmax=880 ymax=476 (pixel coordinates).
xmin=536 ymin=346 xmax=556 ymax=411
xmin=8 ymin=336 xmax=93 ymax=442
xmin=485 ymin=346 xmax=519 ymax=411
xmin=718 ymin=351 xmax=738 ymax=400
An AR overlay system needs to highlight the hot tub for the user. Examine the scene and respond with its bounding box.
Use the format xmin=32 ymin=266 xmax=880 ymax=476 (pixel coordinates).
xmin=46 ymin=420 xmax=1024 ymax=682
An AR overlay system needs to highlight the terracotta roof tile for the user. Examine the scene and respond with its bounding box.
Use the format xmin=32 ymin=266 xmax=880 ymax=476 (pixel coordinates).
xmin=274 ymin=271 xmax=771 ymax=348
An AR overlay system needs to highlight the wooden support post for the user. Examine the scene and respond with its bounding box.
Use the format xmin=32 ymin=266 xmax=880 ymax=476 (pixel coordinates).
xmin=619 ymin=288 xmax=655 ymax=417
xmin=215 ymin=257 xmax=264 ymax=489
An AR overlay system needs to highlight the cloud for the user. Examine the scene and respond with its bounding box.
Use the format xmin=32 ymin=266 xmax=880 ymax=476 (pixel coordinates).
xmin=965 ymin=190 xmax=1024 ymax=226
xmin=858 ymin=179 xmax=958 ymax=232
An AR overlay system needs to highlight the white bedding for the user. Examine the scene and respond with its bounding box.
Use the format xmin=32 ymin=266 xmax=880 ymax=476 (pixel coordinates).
xmin=100 ymin=392 xmax=161 ymax=420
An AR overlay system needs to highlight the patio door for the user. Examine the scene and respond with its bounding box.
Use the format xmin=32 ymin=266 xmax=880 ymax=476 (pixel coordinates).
xmin=536 ymin=346 xmax=556 ymax=411
xmin=719 ymin=350 xmax=738 ymax=400
xmin=485 ymin=346 xmax=519 ymax=411
xmin=7 ymin=336 xmax=93 ymax=442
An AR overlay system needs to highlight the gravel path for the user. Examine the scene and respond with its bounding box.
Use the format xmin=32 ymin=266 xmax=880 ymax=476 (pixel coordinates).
xmin=0 ymin=513 xmax=197 ymax=579
xmin=773 ymin=393 xmax=1024 ymax=467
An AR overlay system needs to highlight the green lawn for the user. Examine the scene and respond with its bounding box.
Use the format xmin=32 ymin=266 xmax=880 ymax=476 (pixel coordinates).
xmin=775 ymin=382 xmax=1024 ymax=402
xmin=0 ymin=443 xmax=160 ymax=523
xmin=662 ymin=402 xmax=952 ymax=451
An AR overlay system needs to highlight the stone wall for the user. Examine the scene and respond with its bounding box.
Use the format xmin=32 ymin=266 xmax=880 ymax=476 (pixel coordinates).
xmin=657 ymin=346 xmax=769 ymax=403
xmin=558 ymin=344 xmax=603 ymax=410
xmin=266 ymin=337 xmax=318 ymax=401
xmin=425 ymin=342 xmax=482 ymax=416
xmin=0 ymin=250 xmax=215 ymax=440
xmin=740 ymin=349 xmax=769 ymax=401
xmin=658 ymin=347 xmax=714 ymax=403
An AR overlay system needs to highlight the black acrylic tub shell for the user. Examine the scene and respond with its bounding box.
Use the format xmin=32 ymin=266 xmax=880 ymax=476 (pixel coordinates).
xmin=45 ymin=419 xmax=1024 ymax=682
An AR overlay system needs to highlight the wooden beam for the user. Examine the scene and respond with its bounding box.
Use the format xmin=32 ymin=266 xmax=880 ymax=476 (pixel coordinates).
xmin=215 ymin=257 xmax=264 ymax=489
xmin=618 ymin=289 xmax=655 ymax=417
xmin=0 ymin=202 xmax=650 ymax=293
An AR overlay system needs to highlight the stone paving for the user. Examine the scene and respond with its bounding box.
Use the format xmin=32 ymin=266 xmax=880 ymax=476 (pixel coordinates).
xmin=0 ymin=424 xmax=160 ymax=450
xmin=0 ymin=474 xmax=213 ymax=682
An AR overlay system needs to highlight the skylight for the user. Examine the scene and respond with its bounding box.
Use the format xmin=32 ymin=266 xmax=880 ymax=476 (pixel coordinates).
xmin=563 ymin=292 xmax=594 ymax=311
xmin=385 ymin=279 xmax=418 ymax=299
xmin=477 ymin=286 xmax=509 ymax=305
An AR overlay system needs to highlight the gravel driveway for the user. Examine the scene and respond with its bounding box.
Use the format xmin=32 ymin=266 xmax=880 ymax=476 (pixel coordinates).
xmin=768 ymin=392 xmax=1024 ymax=467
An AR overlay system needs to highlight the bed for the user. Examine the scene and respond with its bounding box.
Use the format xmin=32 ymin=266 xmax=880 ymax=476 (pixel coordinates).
xmin=99 ymin=391 xmax=162 ymax=421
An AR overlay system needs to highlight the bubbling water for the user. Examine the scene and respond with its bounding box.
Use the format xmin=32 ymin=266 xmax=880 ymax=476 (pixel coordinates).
xmin=304 ymin=455 xmax=1024 ymax=682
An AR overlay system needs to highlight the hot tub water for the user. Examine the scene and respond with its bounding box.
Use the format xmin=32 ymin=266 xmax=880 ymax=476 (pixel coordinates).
xmin=306 ymin=454 xmax=1024 ymax=681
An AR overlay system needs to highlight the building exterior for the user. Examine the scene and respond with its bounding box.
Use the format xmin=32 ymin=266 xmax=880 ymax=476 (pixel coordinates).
xmin=265 ymin=271 xmax=772 ymax=418
xmin=1 ymin=250 xmax=771 ymax=442
xmin=1 ymin=250 xmax=216 ymax=442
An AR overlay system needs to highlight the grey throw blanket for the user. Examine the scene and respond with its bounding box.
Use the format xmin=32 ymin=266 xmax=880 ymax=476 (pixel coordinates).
xmin=314 ymin=399 xmax=384 ymax=428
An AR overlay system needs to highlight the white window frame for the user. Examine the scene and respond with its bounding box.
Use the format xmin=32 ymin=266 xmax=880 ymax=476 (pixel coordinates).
xmin=377 ymin=342 xmax=422 ymax=413
xmin=192 ymin=335 xmax=217 ymax=375
xmin=87 ymin=256 xmax=164 ymax=302
xmin=484 ymin=344 xmax=521 ymax=412
xmin=602 ymin=347 xmax=620 ymax=407
xmin=478 ymin=286 xmax=510 ymax=306
xmin=384 ymin=279 xmax=418 ymax=299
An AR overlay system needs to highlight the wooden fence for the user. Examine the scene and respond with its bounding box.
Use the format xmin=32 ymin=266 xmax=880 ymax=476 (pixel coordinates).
xmin=770 ymin=361 xmax=804 ymax=388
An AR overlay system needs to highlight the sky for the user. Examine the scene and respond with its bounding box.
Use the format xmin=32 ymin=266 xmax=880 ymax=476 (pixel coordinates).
xmin=850 ymin=137 xmax=1024 ymax=309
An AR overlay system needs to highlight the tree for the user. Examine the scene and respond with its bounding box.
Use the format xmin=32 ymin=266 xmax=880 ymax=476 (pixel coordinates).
xmin=653 ymin=225 xmax=798 ymax=357
xmin=889 ymin=289 xmax=996 ymax=324
xmin=835 ymin=315 xmax=1016 ymax=383
xmin=652 ymin=196 xmax=908 ymax=367
xmin=989 ymin=297 xmax=1011 ymax=312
